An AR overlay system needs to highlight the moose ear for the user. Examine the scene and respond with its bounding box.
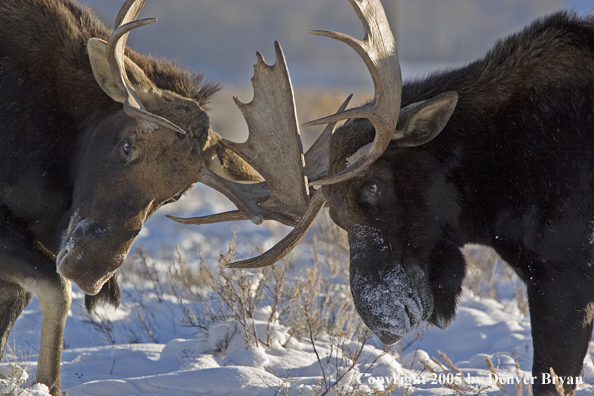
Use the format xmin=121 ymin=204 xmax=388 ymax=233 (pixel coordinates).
xmin=87 ymin=38 xmax=126 ymax=103
xmin=393 ymin=91 xmax=458 ymax=147
xmin=87 ymin=38 xmax=155 ymax=104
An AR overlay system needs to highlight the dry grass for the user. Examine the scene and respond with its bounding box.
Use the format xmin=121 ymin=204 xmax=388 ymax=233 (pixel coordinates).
xmin=104 ymin=209 xmax=404 ymax=395
xmin=105 ymin=213 xmax=533 ymax=395
xmin=0 ymin=347 xmax=36 ymax=396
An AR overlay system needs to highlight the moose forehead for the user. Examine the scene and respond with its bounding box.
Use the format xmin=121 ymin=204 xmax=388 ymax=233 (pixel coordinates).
xmin=328 ymin=118 xmax=376 ymax=167
xmin=324 ymin=118 xmax=454 ymax=231
xmin=145 ymin=94 xmax=211 ymax=143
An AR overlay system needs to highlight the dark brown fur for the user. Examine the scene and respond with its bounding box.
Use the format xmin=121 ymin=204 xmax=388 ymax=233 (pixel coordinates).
xmin=0 ymin=1 xmax=252 ymax=394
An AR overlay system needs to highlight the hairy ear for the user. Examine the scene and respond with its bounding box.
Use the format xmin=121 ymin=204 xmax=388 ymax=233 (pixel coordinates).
xmin=203 ymin=130 xmax=263 ymax=183
xmin=87 ymin=38 xmax=126 ymax=102
xmin=393 ymin=91 xmax=458 ymax=147
xmin=87 ymin=38 xmax=156 ymax=104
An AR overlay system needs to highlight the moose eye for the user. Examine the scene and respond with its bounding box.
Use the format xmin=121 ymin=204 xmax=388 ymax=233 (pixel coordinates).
xmin=122 ymin=141 xmax=132 ymax=159
xmin=360 ymin=182 xmax=380 ymax=206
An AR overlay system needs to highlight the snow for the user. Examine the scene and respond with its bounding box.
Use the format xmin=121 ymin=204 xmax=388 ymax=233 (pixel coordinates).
xmin=3 ymin=184 xmax=594 ymax=395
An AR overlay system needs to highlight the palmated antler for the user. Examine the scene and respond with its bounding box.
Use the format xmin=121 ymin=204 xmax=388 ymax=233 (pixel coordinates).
xmin=225 ymin=95 xmax=352 ymax=268
xmin=168 ymin=42 xmax=310 ymax=227
xmin=223 ymin=0 xmax=402 ymax=268
xmin=173 ymin=0 xmax=400 ymax=269
xmin=107 ymin=0 xmax=185 ymax=134
xmin=303 ymin=0 xmax=402 ymax=186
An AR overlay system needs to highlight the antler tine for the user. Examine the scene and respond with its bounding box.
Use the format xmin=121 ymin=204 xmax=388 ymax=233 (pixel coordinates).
xmin=223 ymin=94 xmax=355 ymax=268
xmin=304 ymin=94 xmax=353 ymax=183
xmin=115 ymin=0 xmax=148 ymax=27
xmin=169 ymin=168 xmax=300 ymax=227
xmin=107 ymin=0 xmax=186 ymax=135
xmin=167 ymin=210 xmax=248 ymax=226
xmin=227 ymin=192 xmax=326 ymax=268
xmin=170 ymin=42 xmax=309 ymax=227
xmin=303 ymin=0 xmax=402 ymax=186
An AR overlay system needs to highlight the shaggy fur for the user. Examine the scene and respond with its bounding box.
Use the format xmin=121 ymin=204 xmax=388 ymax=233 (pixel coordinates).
xmin=0 ymin=0 xmax=230 ymax=394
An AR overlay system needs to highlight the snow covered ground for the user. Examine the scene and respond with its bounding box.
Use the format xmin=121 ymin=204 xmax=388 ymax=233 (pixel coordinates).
xmin=2 ymin=186 xmax=594 ymax=396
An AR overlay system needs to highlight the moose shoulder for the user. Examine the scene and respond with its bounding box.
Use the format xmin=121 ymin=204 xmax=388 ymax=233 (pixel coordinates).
xmin=0 ymin=0 xmax=270 ymax=394
xmin=218 ymin=4 xmax=594 ymax=395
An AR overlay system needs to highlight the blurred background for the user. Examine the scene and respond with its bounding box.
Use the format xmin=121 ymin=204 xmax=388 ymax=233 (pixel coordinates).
xmin=76 ymin=0 xmax=593 ymax=142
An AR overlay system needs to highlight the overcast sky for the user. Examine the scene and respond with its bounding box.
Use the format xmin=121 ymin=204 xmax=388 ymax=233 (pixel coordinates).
xmin=567 ymin=0 xmax=594 ymax=14
xmin=75 ymin=0 xmax=591 ymax=86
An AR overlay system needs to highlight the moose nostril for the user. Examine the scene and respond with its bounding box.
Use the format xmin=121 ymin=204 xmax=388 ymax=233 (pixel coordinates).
xmin=403 ymin=304 xmax=416 ymax=326
xmin=56 ymin=248 xmax=69 ymax=266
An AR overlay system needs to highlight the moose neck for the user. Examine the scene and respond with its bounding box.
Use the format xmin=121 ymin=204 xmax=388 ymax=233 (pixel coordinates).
xmin=405 ymin=14 xmax=594 ymax=270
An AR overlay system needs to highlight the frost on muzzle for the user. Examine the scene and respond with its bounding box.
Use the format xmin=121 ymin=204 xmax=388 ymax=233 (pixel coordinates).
xmin=57 ymin=212 xmax=139 ymax=295
xmin=348 ymin=224 xmax=434 ymax=344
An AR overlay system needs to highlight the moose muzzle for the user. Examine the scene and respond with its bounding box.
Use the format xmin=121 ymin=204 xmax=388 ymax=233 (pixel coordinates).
xmin=57 ymin=213 xmax=138 ymax=295
xmin=348 ymin=225 xmax=434 ymax=344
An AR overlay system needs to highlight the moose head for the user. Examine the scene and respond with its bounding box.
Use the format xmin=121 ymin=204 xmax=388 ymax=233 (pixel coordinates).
xmin=176 ymin=2 xmax=594 ymax=394
xmin=55 ymin=0 xmax=293 ymax=295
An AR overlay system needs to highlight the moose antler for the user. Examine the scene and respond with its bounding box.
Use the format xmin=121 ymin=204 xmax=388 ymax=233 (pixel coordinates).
xmin=227 ymin=192 xmax=326 ymax=268
xmin=169 ymin=42 xmax=310 ymax=227
xmin=107 ymin=0 xmax=186 ymax=134
xmin=225 ymin=95 xmax=352 ymax=268
xmin=304 ymin=94 xmax=353 ymax=183
xmin=223 ymin=0 xmax=401 ymax=268
xmin=303 ymin=0 xmax=402 ymax=186
xmin=172 ymin=0 xmax=400 ymax=268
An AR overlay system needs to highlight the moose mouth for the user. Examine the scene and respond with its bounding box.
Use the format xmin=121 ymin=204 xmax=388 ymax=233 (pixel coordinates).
xmin=350 ymin=265 xmax=427 ymax=344
xmin=56 ymin=214 xmax=127 ymax=295
xmin=57 ymin=244 xmax=117 ymax=295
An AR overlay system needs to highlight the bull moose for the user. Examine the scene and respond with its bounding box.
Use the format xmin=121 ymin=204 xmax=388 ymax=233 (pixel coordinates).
xmin=184 ymin=1 xmax=594 ymax=394
xmin=0 ymin=0 xmax=314 ymax=393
